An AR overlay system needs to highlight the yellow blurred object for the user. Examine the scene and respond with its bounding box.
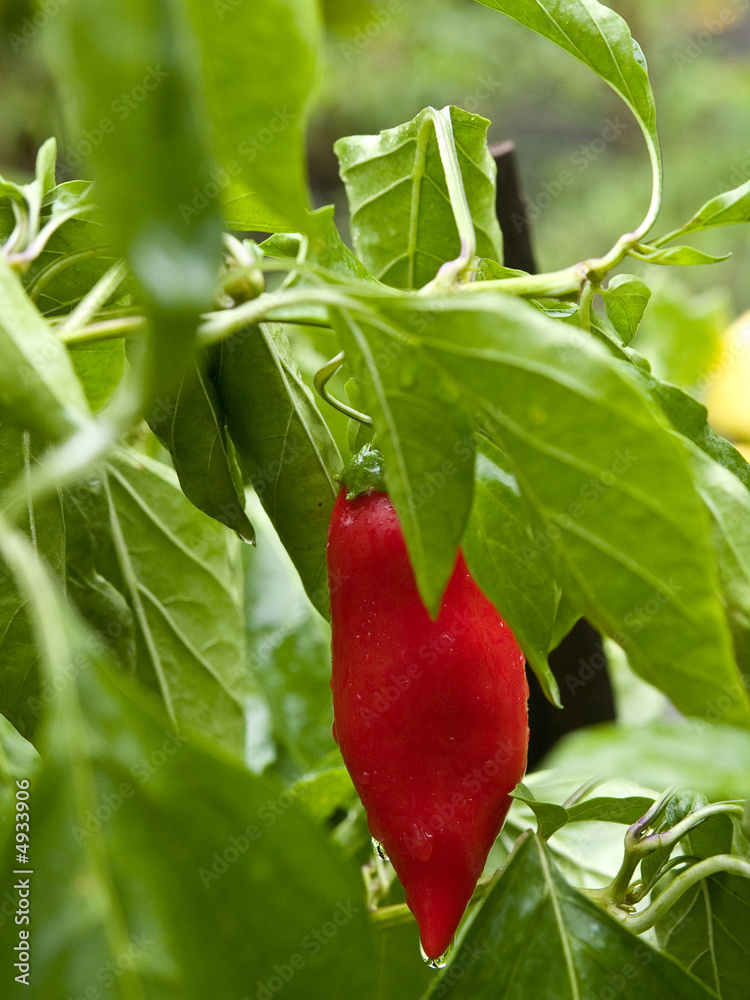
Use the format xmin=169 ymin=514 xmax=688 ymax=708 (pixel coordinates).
xmin=705 ymin=311 xmax=750 ymax=443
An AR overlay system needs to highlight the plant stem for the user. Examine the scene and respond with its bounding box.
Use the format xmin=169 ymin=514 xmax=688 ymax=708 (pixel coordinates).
xmin=420 ymin=107 xmax=476 ymax=289
xmin=313 ymin=352 xmax=373 ymax=425
xmin=58 ymin=316 xmax=147 ymax=344
xmin=57 ymin=260 xmax=129 ymax=336
xmin=622 ymin=855 xmax=750 ymax=934
xmin=635 ymin=802 xmax=745 ymax=855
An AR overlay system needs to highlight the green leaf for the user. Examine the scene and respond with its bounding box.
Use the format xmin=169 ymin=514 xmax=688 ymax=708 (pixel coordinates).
xmin=688 ymin=443 xmax=750 ymax=682
xmin=659 ymin=178 xmax=750 ymax=243
xmin=0 ymin=615 xmax=377 ymax=999
xmin=657 ymin=814 xmax=750 ymax=1000
xmin=216 ymin=323 xmax=342 ymax=618
xmin=360 ymin=292 xmax=750 ymax=727
xmin=565 ymin=795 xmax=654 ymax=825
xmin=473 ymin=0 xmax=661 ymax=195
xmin=242 ymin=493 xmax=334 ymax=773
xmin=335 ymin=106 xmax=503 ymax=289
xmin=183 ymin=0 xmax=320 ymax=233
xmin=261 ymin=205 xmax=380 ymax=285
xmin=463 ymin=435 xmax=561 ymax=705
xmin=63 ymin=448 xmax=248 ymax=756
xmin=0 ymin=424 xmax=65 ymax=740
xmin=48 ymin=0 xmax=224 ymax=394
xmin=0 ymin=714 xmax=40 ymax=818
xmin=0 ymin=255 xmax=89 ymax=440
xmin=603 ymin=274 xmax=651 ymax=344
xmin=633 ymin=244 xmax=731 ymax=266
xmin=647 ymin=379 xmax=750 ymax=491
xmin=292 ymin=766 xmax=356 ymax=824
xmin=426 ymin=831 xmax=717 ymax=999
xmin=147 ymin=357 xmax=255 ymax=542
xmin=68 ymin=338 xmax=126 ymax=413
xmin=508 ymin=788 xmax=654 ymax=838
xmin=510 ymin=785 xmax=570 ymax=838
xmin=331 ymin=307 xmax=475 ymax=615
xmin=548 ymin=721 xmax=750 ymax=800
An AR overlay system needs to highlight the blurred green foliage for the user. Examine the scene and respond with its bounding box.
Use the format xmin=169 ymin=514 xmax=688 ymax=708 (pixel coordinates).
xmin=1 ymin=0 xmax=748 ymax=305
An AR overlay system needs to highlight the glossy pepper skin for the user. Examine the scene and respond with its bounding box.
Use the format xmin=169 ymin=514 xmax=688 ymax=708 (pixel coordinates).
xmin=327 ymin=474 xmax=529 ymax=960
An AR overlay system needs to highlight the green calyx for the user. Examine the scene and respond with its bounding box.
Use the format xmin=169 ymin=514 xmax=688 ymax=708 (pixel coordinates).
xmin=340 ymin=444 xmax=387 ymax=500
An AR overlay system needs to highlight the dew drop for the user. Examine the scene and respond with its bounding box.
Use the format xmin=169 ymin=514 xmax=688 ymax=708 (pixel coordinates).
xmin=420 ymin=940 xmax=453 ymax=969
xmin=409 ymin=823 xmax=434 ymax=862
xmin=371 ymin=838 xmax=389 ymax=861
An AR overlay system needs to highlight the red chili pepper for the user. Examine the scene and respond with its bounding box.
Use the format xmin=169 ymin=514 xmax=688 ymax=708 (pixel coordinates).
xmin=327 ymin=446 xmax=529 ymax=960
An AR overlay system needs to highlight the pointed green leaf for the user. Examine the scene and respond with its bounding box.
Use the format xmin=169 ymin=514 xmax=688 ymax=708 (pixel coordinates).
xmin=147 ymin=357 xmax=255 ymax=542
xmin=331 ymin=307 xmax=475 ymax=615
xmin=565 ymin=795 xmax=654 ymax=825
xmin=427 ymin=831 xmax=717 ymax=999
xmin=216 ymin=323 xmax=342 ymax=618
xmin=473 ymin=0 xmax=661 ymax=196
xmin=659 ymin=178 xmax=750 ymax=243
xmin=603 ymin=274 xmax=651 ymax=344
xmin=358 ymin=292 xmax=750 ymax=727
xmin=183 ymin=0 xmax=320 ymax=233
xmin=463 ymin=435 xmax=561 ymax=705
xmin=634 ymin=244 xmax=731 ymax=266
xmin=335 ymin=106 xmax=503 ymax=289
xmin=510 ymin=787 xmax=570 ymax=838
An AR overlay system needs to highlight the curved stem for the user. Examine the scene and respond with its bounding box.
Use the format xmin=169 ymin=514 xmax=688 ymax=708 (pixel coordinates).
xmin=27 ymin=245 xmax=114 ymax=301
xmin=313 ymin=352 xmax=373 ymax=426
xmin=635 ymin=802 xmax=745 ymax=856
xmin=623 ymin=855 xmax=750 ymax=934
xmin=635 ymin=133 xmax=663 ymax=245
